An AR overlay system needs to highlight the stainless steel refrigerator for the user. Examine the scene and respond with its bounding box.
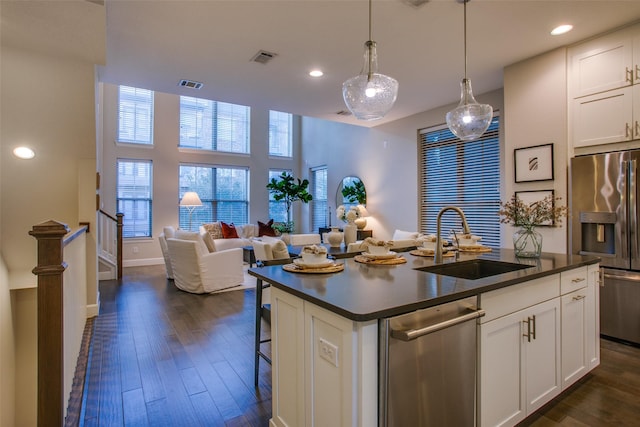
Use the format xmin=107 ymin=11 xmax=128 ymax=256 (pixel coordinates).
xmin=570 ymin=150 xmax=640 ymax=345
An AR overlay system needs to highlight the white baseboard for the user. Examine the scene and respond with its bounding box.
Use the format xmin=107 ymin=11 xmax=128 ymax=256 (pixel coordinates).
xmin=86 ymin=300 xmax=100 ymax=318
xmin=123 ymin=257 xmax=164 ymax=268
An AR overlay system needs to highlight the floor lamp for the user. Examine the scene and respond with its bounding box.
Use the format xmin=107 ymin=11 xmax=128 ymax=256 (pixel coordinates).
xmin=180 ymin=191 xmax=202 ymax=231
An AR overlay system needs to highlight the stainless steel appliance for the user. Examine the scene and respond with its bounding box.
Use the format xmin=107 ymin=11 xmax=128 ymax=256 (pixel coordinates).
xmin=378 ymin=296 xmax=485 ymax=426
xmin=570 ymin=151 xmax=640 ymax=345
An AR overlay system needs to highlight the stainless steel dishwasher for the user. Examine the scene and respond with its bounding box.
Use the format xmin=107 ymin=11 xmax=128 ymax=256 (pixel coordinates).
xmin=379 ymin=296 xmax=485 ymax=427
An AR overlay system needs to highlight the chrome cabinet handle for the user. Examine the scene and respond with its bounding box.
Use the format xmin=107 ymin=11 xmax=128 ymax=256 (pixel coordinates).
xmin=390 ymin=309 xmax=485 ymax=341
xmin=627 ymin=123 xmax=633 ymax=139
xmin=627 ymin=67 xmax=634 ymax=84
xmin=635 ymin=121 xmax=640 ymax=139
xmin=572 ymin=294 xmax=586 ymax=301
xmin=571 ymin=277 xmax=586 ymax=283
xmin=636 ymin=64 xmax=640 ymax=82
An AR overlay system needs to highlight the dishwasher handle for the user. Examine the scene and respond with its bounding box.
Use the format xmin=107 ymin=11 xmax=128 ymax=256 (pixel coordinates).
xmin=390 ymin=308 xmax=485 ymax=341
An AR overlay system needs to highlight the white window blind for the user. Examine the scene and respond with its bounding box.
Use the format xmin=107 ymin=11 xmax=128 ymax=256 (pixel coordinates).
xmin=179 ymin=164 xmax=249 ymax=229
xmin=117 ymin=159 xmax=153 ymax=237
xmin=118 ymin=86 xmax=154 ymax=145
xmin=269 ymin=110 xmax=293 ymax=157
xmin=179 ymin=96 xmax=250 ymax=153
xmin=418 ymin=117 xmax=501 ymax=248
xmin=311 ymin=167 xmax=328 ymax=231
xmin=268 ymin=169 xmax=291 ymax=223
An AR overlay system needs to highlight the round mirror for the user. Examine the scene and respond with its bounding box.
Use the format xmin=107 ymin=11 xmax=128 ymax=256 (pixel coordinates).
xmin=336 ymin=176 xmax=366 ymax=208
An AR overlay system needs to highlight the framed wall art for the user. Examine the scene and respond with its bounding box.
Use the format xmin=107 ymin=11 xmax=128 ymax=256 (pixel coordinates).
xmin=515 ymin=189 xmax=555 ymax=226
xmin=514 ymin=143 xmax=554 ymax=183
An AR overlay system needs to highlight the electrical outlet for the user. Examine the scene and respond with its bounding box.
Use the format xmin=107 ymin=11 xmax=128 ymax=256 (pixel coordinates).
xmin=132 ymin=246 xmax=139 ymax=254
xmin=319 ymin=338 xmax=339 ymax=367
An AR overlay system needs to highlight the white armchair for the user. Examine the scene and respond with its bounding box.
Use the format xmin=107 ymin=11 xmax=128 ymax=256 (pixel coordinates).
xmin=166 ymin=238 xmax=244 ymax=294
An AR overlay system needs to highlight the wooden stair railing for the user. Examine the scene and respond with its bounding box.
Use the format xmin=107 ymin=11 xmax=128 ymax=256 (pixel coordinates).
xmin=30 ymin=220 xmax=88 ymax=427
xmin=98 ymin=210 xmax=123 ymax=279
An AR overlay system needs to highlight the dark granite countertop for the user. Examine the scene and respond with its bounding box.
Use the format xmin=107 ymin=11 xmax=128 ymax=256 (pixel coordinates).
xmin=248 ymin=249 xmax=600 ymax=322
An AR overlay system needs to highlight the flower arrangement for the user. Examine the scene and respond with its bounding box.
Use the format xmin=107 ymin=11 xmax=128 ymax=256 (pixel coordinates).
xmin=336 ymin=205 xmax=360 ymax=223
xmin=498 ymin=194 xmax=568 ymax=229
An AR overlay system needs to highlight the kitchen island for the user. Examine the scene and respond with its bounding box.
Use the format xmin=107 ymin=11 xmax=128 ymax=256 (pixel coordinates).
xmin=249 ymin=249 xmax=600 ymax=427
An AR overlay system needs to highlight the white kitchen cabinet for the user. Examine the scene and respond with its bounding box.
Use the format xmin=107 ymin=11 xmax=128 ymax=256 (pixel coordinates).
xmin=270 ymin=287 xmax=378 ymax=427
xmin=586 ymin=264 xmax=601 ymax=369
xmin=569 ymin=24 xmax=640 ymax=147
xmin=561 ymin=289 xmax=588 ymax=388
xmin=570 ymin=29 xmax=635 ymax=98
xmin=560 ymin=264 xmax=601 ymax=389
xmin=572 ymin=85 xmax=640 ymax=147
xmin=479 ymin=298 xmax=561 ymax=427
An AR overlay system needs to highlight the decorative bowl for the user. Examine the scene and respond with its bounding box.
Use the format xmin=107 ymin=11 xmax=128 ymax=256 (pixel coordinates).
xmin=301 ymin=252 xmax=328 ymax=265
xmin=367 ymin=244 xmax=391 ymax=255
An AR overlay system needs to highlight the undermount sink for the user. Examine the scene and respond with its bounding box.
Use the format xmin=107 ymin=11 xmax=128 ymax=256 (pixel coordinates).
xmin=415 ymin=259 xmax=532 ymax=280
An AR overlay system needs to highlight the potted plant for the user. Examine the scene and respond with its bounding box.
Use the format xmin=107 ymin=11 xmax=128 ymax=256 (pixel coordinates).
xmin=341 ymin=180 xmax=367 ymax=205
xmin=266 ymin=172 xmax=313 ymax=234
xmin=498 ymin=194 xmax=568 ymax=257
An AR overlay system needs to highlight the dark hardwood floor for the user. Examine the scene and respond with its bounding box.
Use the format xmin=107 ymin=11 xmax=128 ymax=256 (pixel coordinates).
xmin=81 ymin=265 xmax=271 ymax=426
xmin=80 ymin=265 xmax=640 ymax=426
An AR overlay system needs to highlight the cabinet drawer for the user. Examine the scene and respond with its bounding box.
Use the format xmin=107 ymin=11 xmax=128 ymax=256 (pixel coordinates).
xmin=479 ymin=274 xmax=560 ymax=323
xmin=561 ymin=266 xmax=588 ymax=294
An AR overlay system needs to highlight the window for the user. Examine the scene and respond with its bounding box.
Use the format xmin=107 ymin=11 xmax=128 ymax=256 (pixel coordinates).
xmin=268 ymin=169 xmax=292 ymax=223
xmin=179 ymin=164 xmax=249 ymax=229
xmin=310 ymin=167 xmax=328 ymax=231
xmin=117 ymin=159 xmax=153 ymax=237
xmin=179 ymin=96 xmax=250 ymax=153
xmin=269 ymin=110 xmax=293 ymax=157
xmin=418 ymin=117 xmax=501 ymax=248
xmin=118 ymin=86 xmax=154 ymax=145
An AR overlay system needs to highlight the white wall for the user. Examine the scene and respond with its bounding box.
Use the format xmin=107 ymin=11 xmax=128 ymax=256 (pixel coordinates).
xmin=302 ymin=90 xmax=504 ymax=241
xmin=504 ymin=48 xmax=569 ymax=253
xmin=0 ymin=256 xmax=15 ymax=427
xmin=1 ymin=3 xmax=104 ymax=422
xmin=101 ymin=84 xmax=302 ymax=264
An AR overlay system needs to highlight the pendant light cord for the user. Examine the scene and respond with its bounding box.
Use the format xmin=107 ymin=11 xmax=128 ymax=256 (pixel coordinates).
xmin=463 ymin=0 xmax=468 ymax=80
xmin=367 ymin=0 xmax=374 ymax=81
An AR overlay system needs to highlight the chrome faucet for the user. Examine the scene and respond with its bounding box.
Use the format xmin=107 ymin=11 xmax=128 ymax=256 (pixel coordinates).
xmin=435 ymin=206 xmax=471 ymax=264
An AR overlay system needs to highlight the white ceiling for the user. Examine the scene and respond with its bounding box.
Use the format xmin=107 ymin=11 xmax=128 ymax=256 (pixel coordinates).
xmin=4 ymin=1 xmax=640 ymax=127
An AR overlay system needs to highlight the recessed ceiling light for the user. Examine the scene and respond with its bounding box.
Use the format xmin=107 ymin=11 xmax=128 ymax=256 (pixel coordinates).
xmin=551 ymin=24 xmax=573 ymax=36
xmin=13 ymin=146 xmax=35 ymax=159
xmin=309 ymin=70 xmax=324 ymax=77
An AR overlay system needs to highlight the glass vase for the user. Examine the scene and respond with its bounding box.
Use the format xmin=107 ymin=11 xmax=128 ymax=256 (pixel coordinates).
xmin=513 ymin=227 xmax=543 ymax=258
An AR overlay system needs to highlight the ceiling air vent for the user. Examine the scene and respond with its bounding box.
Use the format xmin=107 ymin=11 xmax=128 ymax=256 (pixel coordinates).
xmin=336 ymin=110 xmax=352 ymax=116
xmin=178 ymin=79 xmax=203 ymax=90
xmin=251 ymin=50 xmax=278 ymax=65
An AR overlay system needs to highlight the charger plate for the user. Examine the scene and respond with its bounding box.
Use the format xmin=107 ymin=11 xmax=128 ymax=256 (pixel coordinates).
xmin=354 ymin=255 xmax=407 ymax=265
xmin=410 ymin=249 xmax=455 ymax=258
xmin=283 ymin=262 xmax=344 ymax=274
xmin=458 ymin=245 xmax=492 ymax=253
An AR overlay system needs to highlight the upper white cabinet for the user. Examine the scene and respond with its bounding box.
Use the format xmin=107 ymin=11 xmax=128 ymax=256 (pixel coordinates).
xmin=571 ymin=31 xmax=635 ymax=97
xmin=570 ymin=24 xmax=640 ymax=147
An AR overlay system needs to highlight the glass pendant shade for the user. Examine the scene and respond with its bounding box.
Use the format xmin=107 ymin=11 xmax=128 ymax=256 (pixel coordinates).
xmin=343 ymin=41 xmax=399 ymax=121
xmin=446 ymin=78 xmax=493 ymax=141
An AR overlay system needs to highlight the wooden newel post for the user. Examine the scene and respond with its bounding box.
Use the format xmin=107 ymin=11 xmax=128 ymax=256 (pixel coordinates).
xmin=116 ymin=213 xmax=124 ymax=279
xmin=29 ymin=220 xmax=70 ymax=427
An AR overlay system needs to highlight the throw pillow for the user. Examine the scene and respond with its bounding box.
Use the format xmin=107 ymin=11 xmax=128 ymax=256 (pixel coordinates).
xmin=221 ymin=221 xmax=239 ymax=239
xmin=272 ymin=240 xmax=290 ymax=259
xmin=202 ymin=222 xmax=223 ymax=240
xmin=258 ymin=219 xmax=277 ymax=237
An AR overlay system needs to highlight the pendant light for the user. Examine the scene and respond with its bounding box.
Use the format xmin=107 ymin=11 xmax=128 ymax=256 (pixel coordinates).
xmin=446 ymin=0 xmax=493 ymax=141
xmin=342 ymin=0 xmax=399 ymax=121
